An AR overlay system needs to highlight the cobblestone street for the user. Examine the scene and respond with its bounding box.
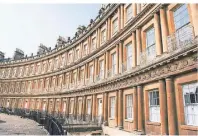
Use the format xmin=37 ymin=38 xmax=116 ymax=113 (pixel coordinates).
xmin=0 ymin=113 xmax=47 ymax=135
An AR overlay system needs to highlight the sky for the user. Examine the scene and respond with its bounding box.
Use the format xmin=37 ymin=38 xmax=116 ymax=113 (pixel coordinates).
xmin=0 ymin=4 xmax=101 ymax=58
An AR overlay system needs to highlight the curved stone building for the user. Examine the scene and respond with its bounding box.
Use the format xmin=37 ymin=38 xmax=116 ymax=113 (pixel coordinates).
xmin=0 ymin=3 xmax=198 ymax=135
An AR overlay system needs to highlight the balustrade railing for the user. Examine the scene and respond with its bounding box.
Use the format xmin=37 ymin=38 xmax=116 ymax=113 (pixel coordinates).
xmin=167 ymin=24 xmax=195 ymax=52
xmin=139 ymin=44 xmax=156 ymax=65
xmin=120 ymin=61 xmax=133 ymax=73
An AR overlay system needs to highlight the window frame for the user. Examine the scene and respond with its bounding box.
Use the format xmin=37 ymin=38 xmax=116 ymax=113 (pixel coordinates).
xmin=126 ymin=94 xmax=133 ymax=120
xmin=149 ymin=89 xmax=160 ymax=122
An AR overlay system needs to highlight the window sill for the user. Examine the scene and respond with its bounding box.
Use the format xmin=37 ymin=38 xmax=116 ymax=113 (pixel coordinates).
xmin=181 ymin=125 xmax=198 ymax=131
xmin=146 ymin=121 xmax=161 ymax=126
xmin=124 ymin=119 xmax=133 ymax=123
xmin=125 ymin=18 xmax=133 ymax=25
xmin=112 ymin=31 xmax=118 ymax=37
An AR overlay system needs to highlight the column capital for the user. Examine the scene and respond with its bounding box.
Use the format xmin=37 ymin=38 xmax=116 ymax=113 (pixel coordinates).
xmin=165 ymin=77 xmax=173 ymax=81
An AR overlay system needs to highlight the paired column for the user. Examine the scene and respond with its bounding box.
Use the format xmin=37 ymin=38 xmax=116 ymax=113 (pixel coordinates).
xmin=118 ymin=90 xmax=123 ymax=129
xmin=132 ymin=31 xmax=137 ymax=67
xmin=82 ymin=96 xmax=87 ymax=121
xmin=190 ymin=4 xmax=198 ymax=36
xmin=92 ymin=94 xmax=96 ymax=120
xmin=136 ymin=28 xmax=141 ymax=65
xmin=160 ymin=8 xmax=169 ymax=53
xmin=137 ymin=86 xmax=143 ymax=132
xmin=166 ymin=78 xmax=177 ymax=135
xmin=133 ymin=4 xmax=137 ymax=17
xmin=133 ymin=87 xmax=138 ymax=131
xmin=103 ymin=92 xmax=108 ymax=125
xmin=159 ymin=79 xmax=168 ymax=135
xmin=105 ymin=51 xmax=109 ymax=78
xmin=119 ymin=41 xmax=123 ymax=73
xmin=116 ymin=44 xmax=119 ymax=74
xmin=154 ymin=13 xmax=162 ymax=56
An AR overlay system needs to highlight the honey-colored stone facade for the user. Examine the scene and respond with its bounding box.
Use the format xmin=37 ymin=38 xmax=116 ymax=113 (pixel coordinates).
xmin=0 ymin=3 xmax=198 ymax=135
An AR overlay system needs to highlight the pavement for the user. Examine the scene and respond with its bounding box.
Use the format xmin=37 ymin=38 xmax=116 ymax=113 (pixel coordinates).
xmin=0 ymin=113 xmax=47 ymax=135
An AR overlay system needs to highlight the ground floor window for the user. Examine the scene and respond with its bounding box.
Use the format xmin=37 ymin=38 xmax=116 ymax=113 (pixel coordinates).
xmin=87 ymin=99 xmax=91 ymax=115
xmin=183 ymin=82 xmax=198 ymax=126
xmin=126 ymin=94 xmax=133 ymax=119
xmin=149 ymin=90 xmax=160 ymax=122
xmin=110 ymin=97 xmax=116 ymax=118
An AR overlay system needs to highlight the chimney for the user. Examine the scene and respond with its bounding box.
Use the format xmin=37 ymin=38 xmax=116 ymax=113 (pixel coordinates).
xmin=13 ymin=48 xmax=24 ymax=60
xmin=0 ymin=51 xmax=5 ymax=59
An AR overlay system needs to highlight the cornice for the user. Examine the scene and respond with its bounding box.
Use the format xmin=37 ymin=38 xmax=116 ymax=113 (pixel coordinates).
xmin=0 ymin=4 xmax=159 ymax=81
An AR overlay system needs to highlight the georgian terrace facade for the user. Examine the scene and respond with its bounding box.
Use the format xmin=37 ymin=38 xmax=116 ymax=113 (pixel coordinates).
xmin=0 ymin=3 xmax=198 ymax=135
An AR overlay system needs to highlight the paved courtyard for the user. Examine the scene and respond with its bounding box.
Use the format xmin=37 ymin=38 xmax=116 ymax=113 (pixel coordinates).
xmin=0 ymin=113 xmax=47 ymax=135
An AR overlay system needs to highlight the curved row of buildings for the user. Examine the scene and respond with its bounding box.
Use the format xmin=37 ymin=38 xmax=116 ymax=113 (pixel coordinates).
xmin=0 ymin=3 xmax=198 ymax=135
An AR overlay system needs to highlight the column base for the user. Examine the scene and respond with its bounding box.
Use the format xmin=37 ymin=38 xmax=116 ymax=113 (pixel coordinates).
xmin=136 ymin=130 xmax=145 ymax=135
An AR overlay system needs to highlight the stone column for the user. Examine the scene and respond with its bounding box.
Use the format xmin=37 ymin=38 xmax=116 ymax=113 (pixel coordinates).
xmin=83 ymin=96 xmax=87 ymax=121
xmin=133 ymin=87 xmax=138 ymax=131
xmin=120 ymin=4 xmax=124 ymax=29
xmin=105 ymin=51 xmax=109 ymax=78
xmin=160 ymin=8 xmax=169 ymax=53
xmin=103 ymin=92 xmax=108 ymax=125
xmin=190 ymin=4 xmax=198 ymax=36
xmin=119 ymin=41 xmax=123 ymax=73
xmin=115 ymin=91 xmax=118 ymax=126
xmin=118 ymin=90 xmax=123 ymax=129
xmin=136 ymin=28 xmax=141 ymax=65
xmin=94 ymin=58 xmax=98 ymax=82
xmin=154 ymin=13 xmax=162 ymax=56
xmin=159 ymin=79 xmax=168 ymax=135
xmin=133 ymin=3 xmax=137 ymax=17
xmin=132 ymin=31 xmax=136 ymax=67
xmin=166 ymin=78 xmax=177 ymax=135
xmin=137 ymin=86 xmax=143 ymax=132
xmin=116 ymin=44 xmax=119 ymax=74
xmin=118 ymin=6 xmax=121 ymax=31
xmin=66 ymin=97 xmax=70 ymax=116
xmin=92 ymin=94 xmax=96 ymax=120
xmin=74 ymin=97 xmax=78 ymax=119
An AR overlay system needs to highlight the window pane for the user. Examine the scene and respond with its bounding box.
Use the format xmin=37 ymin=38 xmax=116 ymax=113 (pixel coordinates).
xmin=183 ymin=82 xmax=198 ymax=126
xmin=174 ymin=4 xmax=190 ymax=30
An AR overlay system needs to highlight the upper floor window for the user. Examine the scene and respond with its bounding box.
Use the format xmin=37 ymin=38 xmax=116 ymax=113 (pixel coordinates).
xmin=112 ymin=18 xmax=118 ymax=34
xmin=112 ymin=53 xmax=117 ymax=75
xmin=126 ymin=44 xmax=132 ymax=70
xmin=89 ymin=65 xmax=94 ymax=81
xmin=80 ymin=70 xmax=84 ymax=81
xmin=149 ymin=90 xmax=160 ymax=122
xmin=126 ymin=94 xmax=133 ymax=119
xmin=84 ymin=44 xmax=88 ymax=56
xmin=173 ymin=4 xmax=190 ymax=30
xmin=99 ymin=60 xmax=104 ymax=79
xmin=68 ymin=53 xmax=72 ymax=63
xmin=92 ymin=37 xmax=96 ymax=51
xmin=73 ymin=72 xmax=77 ymax=83
xmin=61 ymin=54 xmax=65 ymax=67
xmin=146 ymin=27 xmax=156 ymax=57
xmin=101 ymin=29 xmax=106 ymax=44
xmin=126 ymin=5 xmax=132 ymax=22
xmin=110 ymin=97 xmax=116 ymax=118
xmin=183 ymin=82 xmax=198 ymax=126
xmin=87 ymin=99 xmax=91 ymax=115
xmin=76 ymin=49 xmax=79 ymax=60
